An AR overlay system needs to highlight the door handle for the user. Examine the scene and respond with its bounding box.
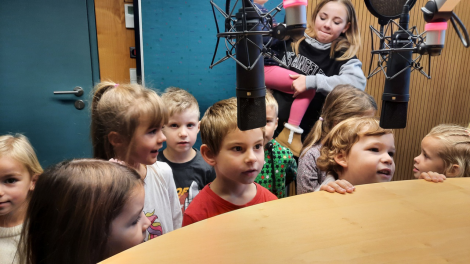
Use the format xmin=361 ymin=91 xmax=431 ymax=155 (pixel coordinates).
xmin=53 ymin=86 xmax=84 ymax=97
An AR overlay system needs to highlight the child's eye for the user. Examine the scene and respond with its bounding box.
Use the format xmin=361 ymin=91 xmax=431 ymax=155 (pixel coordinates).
xmin=170 ymin=124 xmax=178 ymax=128
xmin=369 ymin=148 xmax=379 ymax=152
xmin=148 ymin=129 xmax=158 ymax=134
xmin=131 ymin=214 xmax=142 ymax=226
xmin=4 ymin=178 xmax=18 ymax=184
xmin=187 ymin=123 xmax=195 ymax=128
xmin=232 ymin=146 xmax=242 ymax=152
xmin=254 ymin=144 xmax=263 ymax=150
xmin=388 ymin=152 xmax=395 ymax=158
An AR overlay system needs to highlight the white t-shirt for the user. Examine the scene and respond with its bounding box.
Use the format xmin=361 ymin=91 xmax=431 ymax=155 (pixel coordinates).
xmin=143 ymin=161 xmax=182 ymax=241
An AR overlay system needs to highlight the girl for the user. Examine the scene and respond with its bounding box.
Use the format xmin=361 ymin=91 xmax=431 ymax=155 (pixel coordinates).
xmin=0 ymin=134 xmax=42 ymax=264
xmin=91 ymin=81 xmax=182 ymax=240
xmin=266 ymin=0 xmax=366 ymax=156
xmin=19 ymin=159 xmax=151 ymax=264
xmin=297 ymin=85 xmax=376 ymax=194
xmin=413 ymin=124 xmax=470 ymax=178
xmin=316 ymin=117 xmax=395 ymax=190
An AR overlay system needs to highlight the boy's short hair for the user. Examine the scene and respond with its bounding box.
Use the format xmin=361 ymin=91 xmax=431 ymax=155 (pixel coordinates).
xmin=161 ymin=87 xmax=200 ymax=118
xmin=265 ymin=89 xmax=278 ymax=116
xmin=200 ymin=98 xmax=238 ymax=155
xmin=317 ymin=117 xmax=393 ymax=178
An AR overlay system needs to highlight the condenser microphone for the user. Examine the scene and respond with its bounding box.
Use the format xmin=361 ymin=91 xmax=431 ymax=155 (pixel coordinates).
xmin=283 ymin=0 xmax=307 ymax=41
xmin=380 ymin=2 xmax=412 ymax=129
xmin=235 ymin=2 xmax=266 ymax=131
xmin=424 ymin=22 xmax=448 ymax=56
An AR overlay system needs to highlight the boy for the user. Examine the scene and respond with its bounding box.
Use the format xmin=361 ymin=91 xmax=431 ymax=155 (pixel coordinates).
xmin=255 ymin=90 xmax=297 ymax=198
xmin=182 ymin=97 xmax=277 ymax=226
xmin=158 ymin=87 xmax=216 ymax=213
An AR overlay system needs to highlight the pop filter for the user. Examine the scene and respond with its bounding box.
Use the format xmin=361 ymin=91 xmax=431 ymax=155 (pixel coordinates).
xmin=364 ymin=0 xmax=417 ymax=25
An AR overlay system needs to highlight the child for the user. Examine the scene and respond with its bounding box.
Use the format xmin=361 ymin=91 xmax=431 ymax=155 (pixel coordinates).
xmin=413 ymin=124 xmax=470 ymax=178
xmin=316 ymin=117 xmax=395 ymax=190
xmin=297 ymin=85 xmax=376 ymax=194
xmin=182 ymin=98 xmax=277 ymax=226
xmin=255 ymin=90 xmax=297 ymax=198
xmin=91 ymin=81 xmax=182 ymax=240
xmin=266 ymin=0 xmax=366 ymax=156
xmin=0 ymin=134 xmax=42 ymax=264
xmin=19 ymin=159 xmax=151 ymax=264
xmin=158 ymin=87 xmax=216 ymax=212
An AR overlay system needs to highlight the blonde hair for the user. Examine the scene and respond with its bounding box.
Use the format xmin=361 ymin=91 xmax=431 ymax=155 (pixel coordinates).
xmin=317 ymin=117 xmax=393 ymax=178
xmin=200 ymin=97 xmax=238 ymax=155
xmin=293 ymin=0 xmax=361 ymax=60
xmin=161 ymin=87 xmax=200 ymax=118
xmin=425 ymin=124 xmax=470 ymax=177
xmin=265 ymin=89 xmax=278 ymax=116
xmin=91 ymin=81 xmax=168 ymax=161
xmin=0 ymin=134 xmax=43 ymax=176
xmin=20 ymin=159 xmax=143 ymax=264
xmin=300 ymin=85 xmax=377 ymax=156
xmin=200 ymin=97 xmax=265 ymax=154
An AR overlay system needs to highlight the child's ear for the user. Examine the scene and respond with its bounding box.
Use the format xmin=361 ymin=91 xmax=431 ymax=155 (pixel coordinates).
xmin=29 ymin=173 xmax=40 ymax=191
xmin=334 ymin=151 xmax=348 ymax=168
xmin=200 ymin=144 xmax=216 ymax=166
xmin=197 ymin=121 xmax=201 ymax=133
xmin=275 ymin=117 xmax=279 ymax=130
xmin=108 ymin=131 xmax=124 ymax=147
xmin=446 ymin=164 xmax=461 ymax=177
xmin=342 ymin=22 xmax=351 ymax=34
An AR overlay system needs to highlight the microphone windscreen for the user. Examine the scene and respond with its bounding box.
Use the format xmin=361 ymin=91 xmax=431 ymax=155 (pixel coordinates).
xmin=369 ymin=0 xmax=408 ymax=17
xmin=237 ymin=97 xmax=266 ymax=131
xmin=379 ymin=101 xmax=408 ymax=129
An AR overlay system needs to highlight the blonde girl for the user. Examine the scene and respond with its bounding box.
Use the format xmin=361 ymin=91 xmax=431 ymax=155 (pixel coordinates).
xmin=413 ymin=124 xmax=470 ymax=178
xmin=296 ymin=85 xmax=376 ymax=194
xmin=0 ymin=134 xmax=42 ymax=264
xmin=19 ymin=159 xmax=151 ymax=264
xmin=265 ymin=0 xmax=365 ymax=156
xmin=91 ymin=81 xmax=182 ymax=240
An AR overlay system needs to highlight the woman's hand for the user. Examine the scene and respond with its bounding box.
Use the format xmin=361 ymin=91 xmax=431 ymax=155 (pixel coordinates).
xmin=289 ymin=74 xmax=307 ymax=97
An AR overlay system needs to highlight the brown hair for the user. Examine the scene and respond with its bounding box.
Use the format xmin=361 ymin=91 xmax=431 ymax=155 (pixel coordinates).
xmin=0 ymin=134 xmax=43 ymax=177
xmin=200 ymin=97 xmax=265 ymax=155
xmin=91 ymin=81 xmax=168 ymax=161
xmin=19 ymin=159 xmax=143 ymax=264
xmin=317 ymin=117 xmax=393 ymax=178
xmin=425 ymin=124 xmax=470 ymax=177
xmin=161 ymin=87 xmax=200 ymax=118
xmin=293 ymin=0 xmax=361 ymax=60
xmin=300 ymin=84 xmax=377 ymax=156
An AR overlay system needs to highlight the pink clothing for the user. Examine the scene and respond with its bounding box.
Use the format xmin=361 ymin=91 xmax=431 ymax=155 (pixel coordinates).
xmin=265 ymin=66 xmax=316 ymax=126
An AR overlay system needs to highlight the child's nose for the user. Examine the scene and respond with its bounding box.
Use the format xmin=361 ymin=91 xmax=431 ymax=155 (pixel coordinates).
xmin=142 ymin=212 xmax=151 ymax=231
xmin=245 ymin=149 xmax=258 ymax=163
xmin=158 ymin=130 xmax=166 ymax=142
xmin=381 ymin=153 xmax=393 ymax=164
xmin=179 ymin=127 xmax=188 ymax=137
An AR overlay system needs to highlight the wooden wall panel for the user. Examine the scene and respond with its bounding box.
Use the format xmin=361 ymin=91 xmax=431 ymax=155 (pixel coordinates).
xmin=95 ymin=0 xmax=136 ymax=83
xmin=309 ymin=0 xmax=470 ymax=180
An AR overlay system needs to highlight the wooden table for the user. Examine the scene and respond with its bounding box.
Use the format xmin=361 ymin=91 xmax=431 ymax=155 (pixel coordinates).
xmin=101 ymin=178 xmax=470 ymax=263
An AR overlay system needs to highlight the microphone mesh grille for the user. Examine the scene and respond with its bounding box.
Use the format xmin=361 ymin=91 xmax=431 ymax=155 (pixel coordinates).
xmin=237 ymin=97 xmax=266 ymax=131
xmin=370 ymin=0 xmax=408 ymax=17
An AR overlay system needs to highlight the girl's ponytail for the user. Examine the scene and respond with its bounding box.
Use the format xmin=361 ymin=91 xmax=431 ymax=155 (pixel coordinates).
xmin=91 ymin=81 xmax=117 ymax=160
xmin=300 ymin=117 xmax=324 ymax=157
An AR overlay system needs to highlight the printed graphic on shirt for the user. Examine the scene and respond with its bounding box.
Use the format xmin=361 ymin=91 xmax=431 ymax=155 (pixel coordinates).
xmin=281 ymin=51 xmax=325 ymax=76
xmin=145 ymin=210 xmax=163 ymax=240
xmin=176 ymin=181 xmax=200 ymax=213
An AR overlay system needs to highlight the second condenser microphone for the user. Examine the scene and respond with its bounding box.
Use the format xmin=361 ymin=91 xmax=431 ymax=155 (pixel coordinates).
xmin=283 ymin=0 xmax=308 ymax=41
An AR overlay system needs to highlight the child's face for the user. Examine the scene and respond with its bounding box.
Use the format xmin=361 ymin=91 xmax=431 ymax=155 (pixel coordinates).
xmin=163 ymin=109 xmax=200 ymax=154
xmin=212 ymin=128 xmax=265 ymax=185
xmin=413 ymin=136 xmax=446 ymax=177
xmin=264 ymin=106 xmax=278 ymax=145
xmin=0 ymin=156 xmax=35 ymax=224
xmin=340 ymin=133 xmax=395 ymax=185
xmin=314 ymin=1 xmax=350 ymax=44
xmin=107 ymin=185 xmax=150 ymax=258
xmin=128 ymin=118 xmax=166 ymax=165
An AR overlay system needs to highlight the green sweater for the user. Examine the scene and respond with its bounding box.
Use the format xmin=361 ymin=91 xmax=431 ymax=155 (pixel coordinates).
xmin=255 ymin=139 xmax=297 ymax=198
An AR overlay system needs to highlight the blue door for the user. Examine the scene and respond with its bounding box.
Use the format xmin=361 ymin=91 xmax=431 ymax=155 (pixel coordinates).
xmin=0 ymin=0 xmax=99 ymax=167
